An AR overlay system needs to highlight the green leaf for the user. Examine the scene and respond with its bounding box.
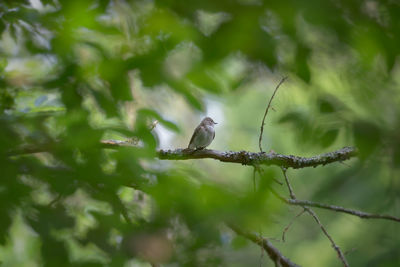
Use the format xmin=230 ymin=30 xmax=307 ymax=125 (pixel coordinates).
xmin=187 ymin=67 xmax=221 ymax=93
xmin=168 ymin=81 xmax=204 ymax=111
xmin=353 ymin=120 xmax=382 ymax=159
xmin=318 ymin=96 xmax=336 ymax=113
xmin=91 ymin=89 xmax=119 ymax=117
xmin=319 ymin=129 xmax=339 ymax=148
xmin=98 ymin=58 xmax=132 ymax=101
xmin=137 ymin=108 xmax=180 ymax=133
xmin=294 ymin=44 xmax=311 ymax=82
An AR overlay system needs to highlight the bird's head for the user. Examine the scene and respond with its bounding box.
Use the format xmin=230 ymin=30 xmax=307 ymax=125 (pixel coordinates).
xmin=201 ymin=117 xmax=217 ymax=126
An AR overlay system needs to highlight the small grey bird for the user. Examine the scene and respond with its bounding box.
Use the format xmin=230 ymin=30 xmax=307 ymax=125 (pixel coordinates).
xmin=188 ymin=117 xmax=217 ymax=150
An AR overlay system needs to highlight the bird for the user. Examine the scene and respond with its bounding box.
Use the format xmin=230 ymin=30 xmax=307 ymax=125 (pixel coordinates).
xmin=188 ymin=117 xmax=217 ymax=150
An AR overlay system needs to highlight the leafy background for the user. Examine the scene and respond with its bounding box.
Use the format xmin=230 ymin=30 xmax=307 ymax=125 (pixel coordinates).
xmin=1 ymin=0 xmax=399 ymax=266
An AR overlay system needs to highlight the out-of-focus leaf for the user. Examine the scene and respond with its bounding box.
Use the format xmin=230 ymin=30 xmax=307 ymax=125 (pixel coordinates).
xmin=126 ymin=48 xmax=166 ymax=87
xmin=187 ymin=66 xmax=221 ymax=93
xmin=0 ymin=21 xmax=5 ymax=35
xmin=319 ymin=128 xmax=339 ymax=148
xmin=91 ymin=89 xmax=119 ymax=117
xmin=0 ymin=58 xmax=7 ymax=72
xmin=0 ymin=89 xmax=15 ymax=112
xmin=318 ymin=96 xmax=337 ymax=113
xmin=1 ymin=0 xmax=400 ymax=265
xmin=353 ymin=120 xmax=382 ymax=159
xmin=98 ymin=58 xmax=132 ymax=101
xmin=0 ymin=210 xmax=11 ymax=244
xmin=294 ymin=44 xmax=311 ymax=83
xmin=168 ymin=80 xmax=203 ymax=111
xmin=393 ymin=141 xmax=400 ymax=166
xmin=28 ymin=205 xmax=75 ymax=232
xmin=141 ymin=8 xmax=198 ymax=47
xmin=0 ymin=160 xmax=30 ymax=244
xmin=199 ymin=8 xmax=277 ymax=67
xmin=137 ymin=108 xmax=180 ymax=133
xmin=82 ymin=211 xmax=127 ymax=253
xmin=133 ymin=110 xmax=158 ymax=151
xmin=278 ymin=110 xmax=307 ymax=125
xmin=41 ymin=238 xmax=71 ymax=267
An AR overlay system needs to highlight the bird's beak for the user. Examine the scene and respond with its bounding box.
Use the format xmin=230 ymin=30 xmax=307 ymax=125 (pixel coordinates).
xmin=214 ymin=122 xmax=218 ymax=124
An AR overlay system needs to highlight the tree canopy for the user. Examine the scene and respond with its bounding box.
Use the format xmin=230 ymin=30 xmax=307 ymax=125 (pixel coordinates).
xmin=1 ymin=0 xmax=400 ymax=266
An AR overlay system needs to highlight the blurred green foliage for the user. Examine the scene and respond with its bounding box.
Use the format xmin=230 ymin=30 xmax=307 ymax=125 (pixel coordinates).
xmin=1 ymin=0 xmax=400 ymax=266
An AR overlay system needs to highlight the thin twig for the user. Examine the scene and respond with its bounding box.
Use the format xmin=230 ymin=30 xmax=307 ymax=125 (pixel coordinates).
xmin=282 ymin=168 xmax=296 ymax=199
xmin=227 ymin=223 xmax=300 ymax=267
xmin=304 ymin=207 xmax=349 ymax=267
xmin=281 ymin=169 xmax=349 ymax=267
xmin=255 ymin=164 xmax=283 ymax=186
xmin=286 ymin=199 xmax=400 ymax=222
xmin=282 ymin=209 xmax=306 ymax=242
xmin=271 ymin=188 xmax=400 ymax=223
xmin=259 ymin=77 xmax=288 ymax=152
xmin=252 ymin=166 xmax=265 ymax=267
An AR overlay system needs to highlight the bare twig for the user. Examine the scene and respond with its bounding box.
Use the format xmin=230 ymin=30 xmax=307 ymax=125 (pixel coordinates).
xmin=227 ymin=223 xmax=300 ymax=267
xmin=305 ymin=207 xmax=349 ymax=267
xmin=281 ymin=169 xmax=349 ymax=267
xmin=285 ymin=199 xmax=400 ymax=222
xmin=270 ymin=188 xmax=400 ymax=223
xmin=282 ymin=168 xmax=296 ymax=199
xmin=282 ymin=209 xmax=305 ymax=242
xmin=259 ymin=77 xmax=288 ymax=152
xmin=252 ymin=166 xmax=266 ymax=267
xmin=254 ymin=164 xmax=283 ymax=186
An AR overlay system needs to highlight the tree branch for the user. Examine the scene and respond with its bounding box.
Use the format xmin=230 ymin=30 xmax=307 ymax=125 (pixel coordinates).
xmin=8 ymin=140 xmax=357 ymax=170
xmin=9 ymin=140 xmax=357 ymax=169
xmin=158 ymin=146 xmax=357 ymax=169
xmin=227 ymin=223 xmax=300 ymax=267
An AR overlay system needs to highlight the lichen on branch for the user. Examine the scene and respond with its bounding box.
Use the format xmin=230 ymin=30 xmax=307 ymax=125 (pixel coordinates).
xmin=157 ymin=146 xmax=357 ymax=169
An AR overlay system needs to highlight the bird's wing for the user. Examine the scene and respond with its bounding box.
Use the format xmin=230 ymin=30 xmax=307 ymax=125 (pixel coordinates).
xmin=188 ymin=125 xmax=201 ymax=148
